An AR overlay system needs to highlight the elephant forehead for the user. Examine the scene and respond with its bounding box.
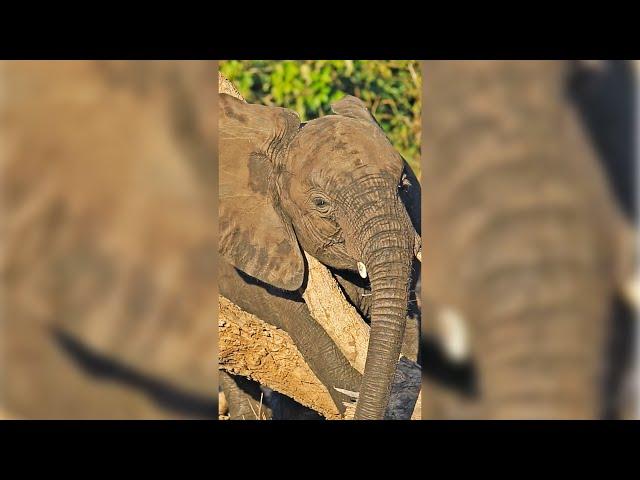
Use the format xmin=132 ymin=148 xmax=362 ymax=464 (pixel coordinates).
xmin=290 ymin=117 xmax=403 ymax=177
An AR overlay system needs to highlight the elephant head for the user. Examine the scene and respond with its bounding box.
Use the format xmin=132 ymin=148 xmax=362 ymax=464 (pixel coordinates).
xmin=219 ymin=93 xmax=420 ymax=419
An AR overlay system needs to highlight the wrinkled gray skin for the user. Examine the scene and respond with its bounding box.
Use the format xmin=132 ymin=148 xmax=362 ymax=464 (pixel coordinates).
xmin=422 ymin=60 xmax=635 ymax=419
xmin=219 ymin=93 xmax=421 ymax=420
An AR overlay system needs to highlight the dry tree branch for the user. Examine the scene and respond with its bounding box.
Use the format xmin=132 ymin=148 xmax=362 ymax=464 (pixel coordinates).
xmin=219 ymin=295 xmax=342 ymax=419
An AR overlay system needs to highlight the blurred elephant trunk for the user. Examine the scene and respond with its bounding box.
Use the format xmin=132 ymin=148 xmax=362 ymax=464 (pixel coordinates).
xmin=469 ymin=222 xmax=610 ymax=419
xmin=349 ymin=187 xmax=415 ymax=420
xmin=421 ymin=60 xmax=626 ymax=420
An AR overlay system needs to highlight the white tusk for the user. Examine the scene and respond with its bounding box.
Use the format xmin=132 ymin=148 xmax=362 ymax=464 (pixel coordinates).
xmin=622 ymin=270 xmax=640 ymax=311
xmin=335 ymin=387 xmax=360 ymax=399
xmin=357 ymin=261 xmax=367 ymax=279
xmin=414 ymin=234 xmax=422 ymax=261
xmin=437 ymin=306 xmax=470 ymax=363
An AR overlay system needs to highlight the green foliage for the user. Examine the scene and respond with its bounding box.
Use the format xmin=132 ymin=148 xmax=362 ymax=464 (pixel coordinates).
xmin=219 ymin=60 xmax=421 ymax=177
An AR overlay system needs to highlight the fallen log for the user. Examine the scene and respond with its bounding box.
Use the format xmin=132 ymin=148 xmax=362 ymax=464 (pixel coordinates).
xmin=219 ymin=295 xmax=342 ymax=419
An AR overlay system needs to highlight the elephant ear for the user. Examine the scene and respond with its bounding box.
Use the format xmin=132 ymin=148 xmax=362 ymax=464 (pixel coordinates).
xmin=331 ymin=95 xmax=381 ymax=126
xmin=219 ymin=93 xmax=304 ymax=291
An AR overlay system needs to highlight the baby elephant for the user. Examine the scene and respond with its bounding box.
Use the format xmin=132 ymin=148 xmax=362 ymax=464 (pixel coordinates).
xmin=219 ymin=93 xmax=421 ymax=420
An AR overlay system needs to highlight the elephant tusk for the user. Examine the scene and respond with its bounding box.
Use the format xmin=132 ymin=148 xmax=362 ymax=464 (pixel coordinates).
xmin=335 ymin=387 xmax=360 ymax=399
xmin=622 ymin=270 xmax=640 ymax=311
xmin=414 ymin=233 xmax=422 ymax=262
xmin=357 ymin=262 xmax=368 ymax=279
xmin=437 ymin=306 xmax=470 ymax=363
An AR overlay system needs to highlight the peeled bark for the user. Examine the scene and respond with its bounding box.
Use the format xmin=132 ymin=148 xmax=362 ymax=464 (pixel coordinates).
xmin=218 ymin=391 xmax=229 ymax=418
xmin=219 ymin=295 xmax=342 ymax=419
xmin=219 ymin=72 xmax=244 ymax=100
xmin=302 ymin=252 xmax=370 ymax=372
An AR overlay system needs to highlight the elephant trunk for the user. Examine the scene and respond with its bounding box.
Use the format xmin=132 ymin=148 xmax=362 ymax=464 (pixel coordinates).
xmin=469 ymin=224 xmax=610 ymax=419
xmin=475 ymin=302 xmax=607 ymax=419
xmin=351 ymin=194 xmax=414 ymax=420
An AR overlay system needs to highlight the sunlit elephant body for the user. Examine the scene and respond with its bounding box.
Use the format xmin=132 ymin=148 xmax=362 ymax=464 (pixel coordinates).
xmin=218 ymin=93 xmax=421 ymax=419
xmin=422 ymin=60 xmax=634 ymax=419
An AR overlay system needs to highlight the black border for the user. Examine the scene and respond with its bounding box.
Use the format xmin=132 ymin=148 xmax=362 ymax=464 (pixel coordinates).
xmin=1 ymin=21 xmax=638 ymax=59
xmin=2 ymin=420 xmax=637 ymax=460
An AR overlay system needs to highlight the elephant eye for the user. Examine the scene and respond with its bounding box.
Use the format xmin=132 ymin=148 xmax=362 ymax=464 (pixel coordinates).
xmin=312 ymin=196 xmax=330 ymax=210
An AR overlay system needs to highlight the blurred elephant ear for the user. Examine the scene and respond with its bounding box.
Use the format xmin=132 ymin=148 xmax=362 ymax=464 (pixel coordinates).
xmin=219 ymin=93 xmax=304 ymax=291
xmin=331 ymin=95 xmax=380 ymax=126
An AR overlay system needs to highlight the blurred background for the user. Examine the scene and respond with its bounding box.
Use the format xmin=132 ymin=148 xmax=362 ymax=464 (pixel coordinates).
xmin=220 ymin=60 xmax=422 ymax=178
xmin=421 ymin=60 xmax=637 ymax=419
xmin=1 ymin=60 xmax=635 ymax=420
xmin=0 ymin=61 xmax=219 ymax=419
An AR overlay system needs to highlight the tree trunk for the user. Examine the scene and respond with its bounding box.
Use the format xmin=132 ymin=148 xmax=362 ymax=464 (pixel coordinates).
xmin=219 ymin=295 xmax=343 ymax=419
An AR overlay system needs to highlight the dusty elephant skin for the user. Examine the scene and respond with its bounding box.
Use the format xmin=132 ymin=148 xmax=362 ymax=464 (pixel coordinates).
xmin=422 ymin=60 xmax=634 ymax=419
xmin=219 ymin=92 xmax=421 ymax=420
xmin=0 ymin=61 xmax=219 ymax=418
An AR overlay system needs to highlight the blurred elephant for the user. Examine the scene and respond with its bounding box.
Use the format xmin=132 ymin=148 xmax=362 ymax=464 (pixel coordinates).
xmin=566 ymin=60 xmax=637 ymax=418
xmin=421 ymin=60 xmax=636 ymax=419
xmin=0 ymin=61 xmax=218 ymax=418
